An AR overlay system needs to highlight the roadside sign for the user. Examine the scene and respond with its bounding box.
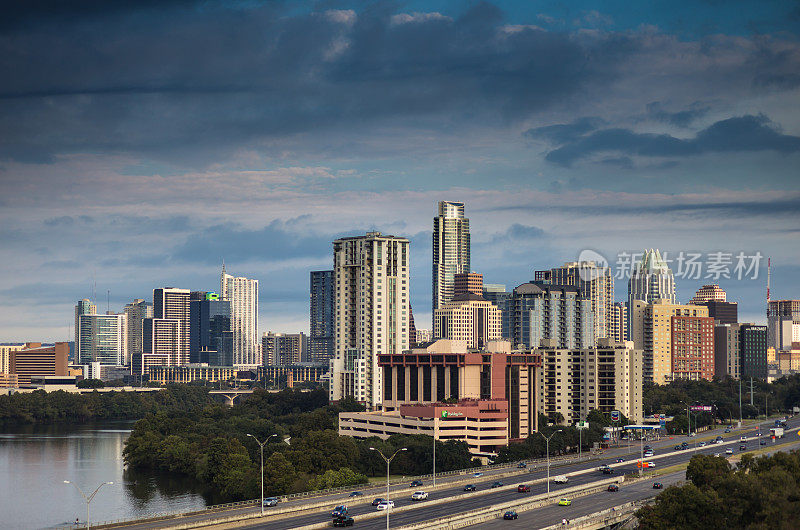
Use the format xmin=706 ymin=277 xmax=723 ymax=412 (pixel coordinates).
xmin=611 ymin=411 xmax=620 ymax=422
xmin=576 ymin=421 xmax=589 ymax=430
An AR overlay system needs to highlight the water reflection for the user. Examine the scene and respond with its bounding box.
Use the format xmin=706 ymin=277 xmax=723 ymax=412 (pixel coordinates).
xmin=0 ymin=421 xmax=209 ymax=529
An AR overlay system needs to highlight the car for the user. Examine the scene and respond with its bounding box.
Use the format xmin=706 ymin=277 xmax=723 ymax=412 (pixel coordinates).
xmin=688 ymin=432 xmax=696 ymax=437
xmin=558 ymin=498 xmax=572 ymax=506
xmin=715 ymin=437 xmax=724 ymax=444
xmin=681 ymin=442 xmax=689 ymax=448
xmin=756 ymin=431 xmax=762 ymax=436
xmin=726 ymin=448 xmax=734 ymax=455
xmin=262 ymin=497 xmax=279 ymax=507
xmin=411 ymin=491 xmax=428 ymax=501
xmin=699 ymin=442 xmax=706 ymax=447
xmin=760 ymin=439 xmax=767 ymax=445
xmin=553 ymin=475 xmax=569 ymax=484
xmin=491 ymin=481 xmax=504 ymax=488
xmin=409 ymin=480 xmax=423 ymax=487
xmin=714 ymin=453 xmax=721 ymax=457
xmin=517 ymin=462 xmax=527 ymax=468
xmin=674 ymin=445 xmax=683 ymax=450
xmin=331 ymin=506 xmax=348 ymax=518
xmin=645 ymin=462 xmax=656 ymax=467
xmin=473 ymin=472 xmax=484 ymax=478
xmin=643 ymin=445 xmax=652 ymax=452
xmin=463 ymin=484 xmax=476 ymax=492
xmin=376 ymin=501 xmax=395 ymax=511
xmin=616 ymin=458 xmax=624 ymax=463
xmin=740 ymin=444 xmax=748 ymax=450
xmin=333 ymin=516 xmax=354 ymax=527
xmin=644 ymin=450 xmax=654 ymax=457
xmin=371 ymin=498 xmax=385 ymax=506
xmin=653 ymin=482 xmax=663 ymax=489
xmin=600 ymin=466 xmax=613 ymax=475
xmin=607 ymin=484 xmax=619 ymax=492
xmin=740 ymin=436 xmax=747 ymax=442
xmin=725 ymin=428 xmax=731 ymax=433
xmin=517 ymin=484 xmax=531 ymax=493
xmin=348 ymin=491 xmax=363 ymax=497
xmin=503 ymin=510 xmax=518 ymax=520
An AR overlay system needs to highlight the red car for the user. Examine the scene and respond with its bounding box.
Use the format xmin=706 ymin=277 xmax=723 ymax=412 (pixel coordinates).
xmin=517 ymin=484 xmax=531 ymax=493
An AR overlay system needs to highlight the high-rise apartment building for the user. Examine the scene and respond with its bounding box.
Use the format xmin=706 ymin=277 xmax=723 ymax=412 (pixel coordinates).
xmin=124 ymin=299 xmax=153 ymax=365
xmin=453 ymin=272 xmax=483 ymax=297
xmin=310 ymin=270 xmax=335 ymax=363
xmin=698 ymin=300 xmax=738 ymax=325
xmin=10 ymin=342 xmax=69 ymax=385
xmin=189 ymin=292 xmax=233 ymax=365
xmin=740 ymin=324 xmax=768 ymax=380
xmin=330 ymin=232 xmax=410 ymax=408
xmin=0 ymin=344 xmax=25 ymax=375
xmin=536 ymin=338 xmax=643 ymax=425
xmin=768 ymin=300 xmax=800 ymax=352
xmin=74 ymin=299 xmax=97 ymax=353
xmin=630 ymin=300 xmax=710 ymax=385
xmin=262 ymin=332 xmax=308 ymax=366
xmin=482 ymin=284 xmax=513 ymax=341
xmin=609 ymin=302 xmax=628 ymax=343
xmin=432 ymin=201 xmax=470 ymax=321
xmin=627 ymin=249 xmax=675 ymax=337
xmin=535 ymin=261 xmax=614 ymax=341
xmin=512 ymin=283 xmax=594 ymax=350
xmin=670 ymin=313 xmax=715 ymax=381
xmin=714 ymin=323 xmax=742 ymax=379
xmin=689 ymin=284 xmax=726 ymax=304
xmin=137 ymin=318 xmax=180 ymax=375
xmin=434 ymin=294 xmax=502 ymax=349
xmin=153 ymin=287 xmax=191 ymax=365
xmin=76 ymin=311 xmax=128 ymax=366
xmin=221 ymin=266 xmax=260 ymax=366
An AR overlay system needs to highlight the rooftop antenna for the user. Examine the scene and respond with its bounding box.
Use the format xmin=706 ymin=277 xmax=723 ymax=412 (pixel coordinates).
xmin=107 ymin=289 xmax=110 ymax=313
xmin=92 ymin=270 xmax=96 ymax=304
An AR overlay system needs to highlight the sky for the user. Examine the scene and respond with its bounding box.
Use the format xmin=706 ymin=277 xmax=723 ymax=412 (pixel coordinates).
xmin=1 ymin=0 xmax=799 ymax=342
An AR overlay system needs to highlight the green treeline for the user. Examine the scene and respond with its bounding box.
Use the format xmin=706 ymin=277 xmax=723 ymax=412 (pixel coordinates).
xmin=0 ymin=385 xmax=211 ymax=424
xmin=123 ymin=388 xmax=476 ymax=502
xmin=637 ymin=451 xmax=800 ymax=528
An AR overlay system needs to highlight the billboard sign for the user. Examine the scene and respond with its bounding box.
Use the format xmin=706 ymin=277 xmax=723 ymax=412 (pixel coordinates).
xmin=441 ymin=411 xmax=463 ymax=418
xmin=690 ymin=405 xmax=713 ymax=413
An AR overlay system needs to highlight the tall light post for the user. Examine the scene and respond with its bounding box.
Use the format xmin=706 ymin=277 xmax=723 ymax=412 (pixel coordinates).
xmin=63 ymin=480 xmax=113 ymax=530
xmin=432 ymin=435 xmax=436 ymax=488
xmin=538 ymin=430 xmax=562 ymax=495
xmin=370 ymin=447 xmax=407 ymax=530
xmin=247 ymin=433 xmax=277 ymax=515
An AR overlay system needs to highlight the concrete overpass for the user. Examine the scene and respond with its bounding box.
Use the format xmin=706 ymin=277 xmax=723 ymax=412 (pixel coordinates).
xmin=209 ymin=389 xmax=255 ymax=406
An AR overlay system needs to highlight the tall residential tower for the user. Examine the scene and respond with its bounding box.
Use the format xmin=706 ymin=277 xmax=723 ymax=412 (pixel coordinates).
xmin=221 ymin=266 xmax=260 ymax=366
xmin=310 ymin=270 xmax=335 ymax=363
xmin=432 ymin=201 xmax=470 ymax=325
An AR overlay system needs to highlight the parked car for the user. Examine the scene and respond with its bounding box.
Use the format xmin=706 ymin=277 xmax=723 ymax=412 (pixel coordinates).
xmin=491 ymin=481 xmax=504 ymax=488
xmin=376 ymin=501 xmax=395 ymax=511
xmin=463 ymin=484 xmax=476 ymax=492
xmin=348 ymin=491 xmax=363 ymax=498
xmin=411 ymin=491 xmax=428 ymax=501
xmin=607 ymin=484 xmax=619 ymax=492
xmin=371 ymin=498 xmax=385 ymax=506
xmin=409 ymin=480 xmax=423 ymax=487
xmin=331 ymin=506 xmax=348 ymax=518
xmin=333 ymin=516 xmax=354 ymax=527
xmin=558 ymin=498 xmax=572 ymax=506
xmin=653 ymin=482 xmax=663 ymax=489
xmin=517 ymin=484 xmax=531 ymax=493
xmin=503 ymin=510 xmax=518 ymax=520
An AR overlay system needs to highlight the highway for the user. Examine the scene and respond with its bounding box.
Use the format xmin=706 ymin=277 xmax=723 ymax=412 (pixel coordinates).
xmin=102 ymin=415 xmax=798 ymax=529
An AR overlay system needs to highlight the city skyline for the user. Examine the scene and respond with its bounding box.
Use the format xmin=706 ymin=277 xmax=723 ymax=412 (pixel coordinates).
xmin=1 ymin=1 xmax=799 ymax=341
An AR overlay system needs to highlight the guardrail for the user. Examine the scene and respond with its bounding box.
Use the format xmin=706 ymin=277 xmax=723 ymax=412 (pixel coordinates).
xmin=539 ymin=499 xmax=651 ymax=530
xmin=58 ymin=453 xmax=600 ymax=529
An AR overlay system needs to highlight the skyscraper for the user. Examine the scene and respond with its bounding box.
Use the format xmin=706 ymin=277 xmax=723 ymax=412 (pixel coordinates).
xmin=767 ymin=300 xmax=800 ymax=352
xmin=432 ymin=201 xmax=470 ymax=322
xmin=689 ymin=284 xmax=726 ymax=304
xmin=609 ymin=302 xmax=628 ymax=343
xmin=627 ymin=249 xmax=675 ymax=338
xmin=482 ymin=284 xmax=513 ymax=341
xmin=262 ymin=332 xmax=308 ymax=366
xmin=76 ymin=311 xmax=128 ymax=366
xmin=535 ymin=261 xmax=614 ymax=341
xmin=190 ymin=292 xmax=233 ymax=365
xmin=221 ymin=266 xmax=259 ymax=366
xmin=330 ymin=232 xmax=410 ymax=408
xmin=740 ymin=324 xmax=768 ymax=380
xmin=434 ymin=294 xmax=502 ymax=349
xmin=124 ymin=299 xmax=153 ymax=365
xmin=310 ymin=270 xmax=335 ymax=363
xmin=153 ymin=287 xmax=191 ymax=365
xmin=511 ymin=283 xmax=594 ymax=349
xmin=74 ymin=299 xmax=97 ymax=353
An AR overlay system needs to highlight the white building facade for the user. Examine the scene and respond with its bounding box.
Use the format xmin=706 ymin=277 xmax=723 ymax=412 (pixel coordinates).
xmin=432 ymin=201 xmax=470 ymax=322
xmin=221 ymin=267 xmax=260 ymax=366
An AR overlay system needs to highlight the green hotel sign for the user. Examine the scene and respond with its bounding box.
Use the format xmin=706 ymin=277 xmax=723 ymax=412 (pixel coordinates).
xmin=441 ymin=411 xmax=464 ymax=418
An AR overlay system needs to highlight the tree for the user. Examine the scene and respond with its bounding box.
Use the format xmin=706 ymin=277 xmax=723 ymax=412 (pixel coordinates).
xmin=686 ymin=454 xmax=731 ymax=489
xmin=308 ymin=467 xmax=368 ymax=490
xmin=263 ymin=452 xmax=298 ymax=496
xmin=76 ymin=378 xmax=104 ymax=389
xmin=637 ymin=483 xmax=725 ymax=529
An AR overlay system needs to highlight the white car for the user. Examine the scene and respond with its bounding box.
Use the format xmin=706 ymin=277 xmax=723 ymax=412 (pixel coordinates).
xmin=726 ymin=448 xmax=734 ymax=455
xmin=553 ymin=475 xmax=569 ymax=484
xmin=645 ymin=462 xmax=656 ymax=467
xmin=714 ymin=453 xmax=721 ymax=457
xmin=411 ymin=491 xmax=428 ymax=501
xmin=740 ymin=436 xmax=747 ymax=442
xmin=473 ymin=472 xmax=484 ymax=478
xmin=377 ymin=501 xmax=395 ymax=510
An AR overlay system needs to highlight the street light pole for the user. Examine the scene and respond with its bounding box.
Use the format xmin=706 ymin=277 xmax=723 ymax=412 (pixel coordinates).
xmin=370 ymin=447 xmax=407 ymax=530
xmin=64 ymin=480 xmax=113 ymax=530
xmin=432 ymin=436 xmax=436 ymax=488
xmin=739 ymin=378 xmax=743 ymax=427
xmin=537 ymin=430 xmax=563 ymax=496
xmin=247 ymin=433 xmax=277 ymax=515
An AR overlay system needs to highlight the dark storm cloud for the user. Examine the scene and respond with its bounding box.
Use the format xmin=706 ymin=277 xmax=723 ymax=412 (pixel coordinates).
xmin=541 ymin=114 xmax=800 ymax=166
xmin=0 ymin=2 xmax=630 ymax=163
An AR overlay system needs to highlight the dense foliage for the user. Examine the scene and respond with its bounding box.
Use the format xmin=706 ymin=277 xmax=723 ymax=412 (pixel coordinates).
xmin=637 ymin=451 xmax=800 ymax=528
xmin=0 ymin=385 xmax=212 ymax=424
xmin=123 ymin=389 xmax=476 ymax=502
xmin=644 ymin=375 xmax=800 ymax=434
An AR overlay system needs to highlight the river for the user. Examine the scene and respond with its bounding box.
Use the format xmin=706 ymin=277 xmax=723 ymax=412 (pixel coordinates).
xmin=0 ymin=421 xmax=209 ymax=529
